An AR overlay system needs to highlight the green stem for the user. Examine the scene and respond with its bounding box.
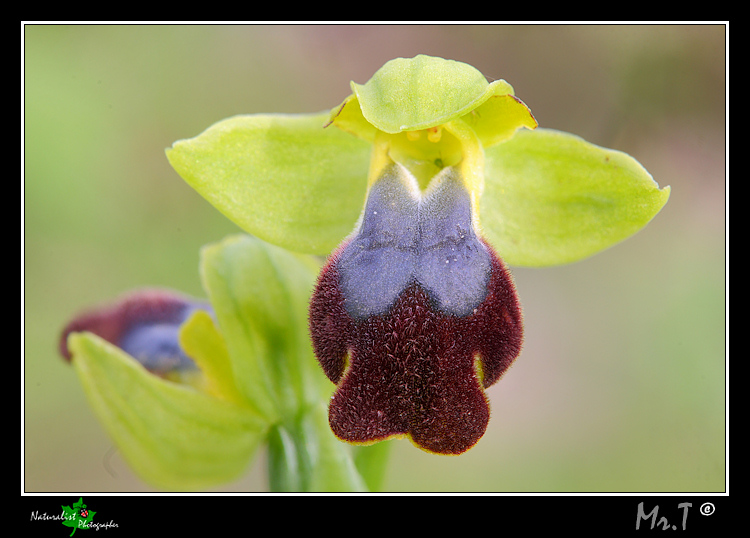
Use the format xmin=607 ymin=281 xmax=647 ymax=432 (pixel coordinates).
xmin=266 ymin=404 xmax=380 ymax=492
xmin=267 ymin=423 xmax=302 ymax=492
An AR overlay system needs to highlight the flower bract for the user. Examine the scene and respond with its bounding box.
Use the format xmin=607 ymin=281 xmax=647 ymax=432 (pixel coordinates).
xmin=59 ymin=238 xmax=372 ymax=491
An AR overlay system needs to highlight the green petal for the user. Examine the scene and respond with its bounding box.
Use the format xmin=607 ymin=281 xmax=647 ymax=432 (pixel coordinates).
xmin=349 ymin=54 xmax=515 ymax=134
xmin=166 ymin=113 xmax=370 ymax=255
xmin=481 ymin=128 xmax=670 ymax=267
xmin=69 ymin=332 xmax=266 ymax=491
xmin=327 ymin=94 xmax=377 ymax=143
xmin=465 ymin=94 xmax=538 ymax=148
xmin=199 ymin=234 xmax=326 ymax=422
xmin=179 ymin=309 xmax=246 ymax=405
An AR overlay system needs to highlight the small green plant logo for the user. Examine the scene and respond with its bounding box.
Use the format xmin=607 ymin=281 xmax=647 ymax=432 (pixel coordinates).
xmin=61 ymin=498 xmax=95 ymax=536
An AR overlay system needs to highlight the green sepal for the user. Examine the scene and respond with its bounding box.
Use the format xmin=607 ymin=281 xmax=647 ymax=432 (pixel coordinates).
xmin=68 ymin=332 xmax=267 ymax=491
xmin=350 ymin=54 xmax=511 ymax=133
xmin=166 ymin=113 xmax=370 ymax=255
xmin=329 ymin=54 xmax=536 ymax=147
xmin=481 ymin=128 xmax=671 ymax=267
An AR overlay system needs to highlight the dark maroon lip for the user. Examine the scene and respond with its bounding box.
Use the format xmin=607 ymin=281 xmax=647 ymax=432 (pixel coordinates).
xmin=309 ymin=165 xmax=523 ymax=454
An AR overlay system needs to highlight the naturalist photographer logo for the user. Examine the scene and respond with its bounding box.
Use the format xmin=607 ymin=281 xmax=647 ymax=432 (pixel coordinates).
xmin=29 ymin=497 xmax=118 ymax=535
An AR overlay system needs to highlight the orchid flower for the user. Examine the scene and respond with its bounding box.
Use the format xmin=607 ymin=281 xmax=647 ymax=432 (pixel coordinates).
xmin=61 ymin=55 xmax=669 ymax=490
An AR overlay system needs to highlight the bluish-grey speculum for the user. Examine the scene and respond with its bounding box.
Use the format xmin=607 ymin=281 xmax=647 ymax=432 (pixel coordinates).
xmin=59 ymin=290 xmax=210 ymax=374
xmin=337 ymin=164 xmax=491 ymax=319
xmin=119 ymin=319 xmax=197 ymax=373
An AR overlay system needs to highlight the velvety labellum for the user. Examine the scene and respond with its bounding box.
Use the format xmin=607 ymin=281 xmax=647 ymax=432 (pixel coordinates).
xmin=60 ymin=289 xmax=211 ymax=374
xmin=310 ymin=165 xmax=523 ymax=455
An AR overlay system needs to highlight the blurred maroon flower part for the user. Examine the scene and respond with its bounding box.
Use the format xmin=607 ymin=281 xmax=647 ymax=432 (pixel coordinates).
xmin=309 ymin=165 xmax=523 ymax=455
xmin=59 ymin=288 xmax=212 ymax=375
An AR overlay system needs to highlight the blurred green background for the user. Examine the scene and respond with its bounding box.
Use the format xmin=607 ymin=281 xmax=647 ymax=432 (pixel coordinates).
xmin=24 ymin=24 xmax=726 ymax=492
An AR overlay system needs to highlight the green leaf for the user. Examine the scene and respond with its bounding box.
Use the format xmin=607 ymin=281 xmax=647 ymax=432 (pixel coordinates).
xmin=69 ymin=332 xmax=267 ymax=491
xmin=350 ymin=54 xmax=513 ymax=133
xmin=166 ymin=113 xmax=370 ymax=255
xmin=199 ymin=234 xmax=327 ymax=422
xmin=481 ymin=128 xmax=671 ymax=267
